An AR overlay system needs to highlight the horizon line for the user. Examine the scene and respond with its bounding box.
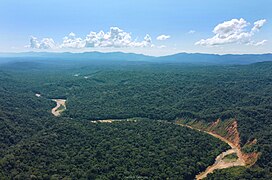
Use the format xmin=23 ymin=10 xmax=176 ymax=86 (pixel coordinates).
xmin=0 ymin=50 xmax=272 ymax=58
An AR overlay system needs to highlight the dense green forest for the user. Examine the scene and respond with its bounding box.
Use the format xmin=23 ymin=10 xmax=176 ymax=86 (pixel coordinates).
xmin=0 ymin=59 xmax=272 ymax=179
xmin=0 ymin=119 xmax=227 ymax=179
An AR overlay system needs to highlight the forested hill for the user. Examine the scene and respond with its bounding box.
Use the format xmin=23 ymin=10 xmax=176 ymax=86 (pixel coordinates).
xmin=157 ymin=53 xmax=272 ymax=64
xmin=0 ymin=58 xmax=272 ymax=179
xmin=0 ymin=52 xmax=272 ymax=65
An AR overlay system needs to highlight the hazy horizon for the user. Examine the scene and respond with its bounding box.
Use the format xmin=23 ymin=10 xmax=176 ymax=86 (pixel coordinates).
xmin=1 ymin=50 xmax=272 ymax=57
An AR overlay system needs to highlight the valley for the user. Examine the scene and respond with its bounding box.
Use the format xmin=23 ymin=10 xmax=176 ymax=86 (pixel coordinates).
xmin=0 ymin=57 xmax=271 ymax=179
xmin=1 ymin=0 xmax=271 ymax=179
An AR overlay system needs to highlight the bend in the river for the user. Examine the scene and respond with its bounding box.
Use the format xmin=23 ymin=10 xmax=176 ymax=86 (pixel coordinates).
xmin=177 ymin=124 xmax=246 ymax=180
xmin=51 ymin=99 xmax=66 ymax=116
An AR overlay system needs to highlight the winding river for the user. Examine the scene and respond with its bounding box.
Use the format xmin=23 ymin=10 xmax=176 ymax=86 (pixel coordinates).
xmin=177 ymin=124 xmax=246 ymax=180
xmin=51 ymin=99 xmax=66 ymax=116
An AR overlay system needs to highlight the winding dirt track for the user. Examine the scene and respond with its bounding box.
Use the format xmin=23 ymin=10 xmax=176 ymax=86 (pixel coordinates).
xmin=178 ymin=124 xmax=246 ymax=180
xmin=51 ymin=99 xmax=66 ymax=116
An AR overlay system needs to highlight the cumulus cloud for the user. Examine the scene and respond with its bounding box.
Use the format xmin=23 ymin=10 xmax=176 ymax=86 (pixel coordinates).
xmin=29 ymin=27 xmax=154 ymax=49
xmin=195 ymin=18 xmax=267 ymax=46
xmin=29 ymin=36 xmax=56 ymax=49
xmin=39 ymin=38 xmax=56 ymax=49
xmin=60 ymin=32 xmax=85 ymax=49
xmin=156 ymin=35 xmax=170 ymax=41
xmin=85 ymin=27 xmax=133 ymax=48
xmin=131 ymin=34 xmax=154 ymax=47
xmin=29 ymin=36 xmax=40 ymax=49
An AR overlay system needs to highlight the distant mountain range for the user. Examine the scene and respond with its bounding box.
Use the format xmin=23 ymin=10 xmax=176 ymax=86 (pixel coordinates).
xmin=157 ymin=53 xmax=272 ymax=65
xmin=0 ymin=52 xmax=271 ymax=65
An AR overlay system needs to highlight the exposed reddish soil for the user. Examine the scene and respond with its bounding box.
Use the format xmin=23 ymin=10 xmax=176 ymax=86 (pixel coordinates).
xmin=178 ymin=118 xmax=259 ymax=179
xmin=225 ymin=120 xmax=241 ymax=148
xmin=210 ymin=118 xmax=220 ymax=128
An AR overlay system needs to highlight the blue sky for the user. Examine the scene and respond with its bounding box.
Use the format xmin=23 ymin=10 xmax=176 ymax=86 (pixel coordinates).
xmin=0 ymin=0 xmax=271 ymax=55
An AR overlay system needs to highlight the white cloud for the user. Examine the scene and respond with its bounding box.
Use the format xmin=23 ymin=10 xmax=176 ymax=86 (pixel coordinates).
xmin=60 ymin=32 xmax=85 ymax=49
xmin=29 ymin=27 xmax=154 ymax=49
xmin=68 ymin=32 xmax=76 ymax=37
xmin=254 ymin=40 xmax=267 ymax=46
xmin=248 ymin=40 xmax=267 ymax=46
xmin=156 ymin=35 xmax=170 ymax=41
xmin=85 ymin=27 xmax=133 ymax=48
xmin=129 ymin=34 xmax=154 ymax=47
xmin=195 ymin=18 xmax=267 ymax=46
xmin=252 ymin=19 xmax=266 ymax=32
xmin=30 ymin=36 xmax=40 ymax=49
xmin=188 ymin=30 xmax=196 ymax=34
xmin=39 ymin=38 xmax=56 ymax=49
xmin=29 ymin=36 xmax=56 ymax=49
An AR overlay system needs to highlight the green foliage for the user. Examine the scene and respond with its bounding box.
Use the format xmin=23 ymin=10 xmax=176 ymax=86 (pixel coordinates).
xmin=0 ymin=119 xmax=228 ymax=179
xmin=222 ymin=153 xmax=238 ymax=162
xmin=0 ymin=60 xmax=272 ymax=179
xmin=206 ymin=166 xmax=272 ymax=180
